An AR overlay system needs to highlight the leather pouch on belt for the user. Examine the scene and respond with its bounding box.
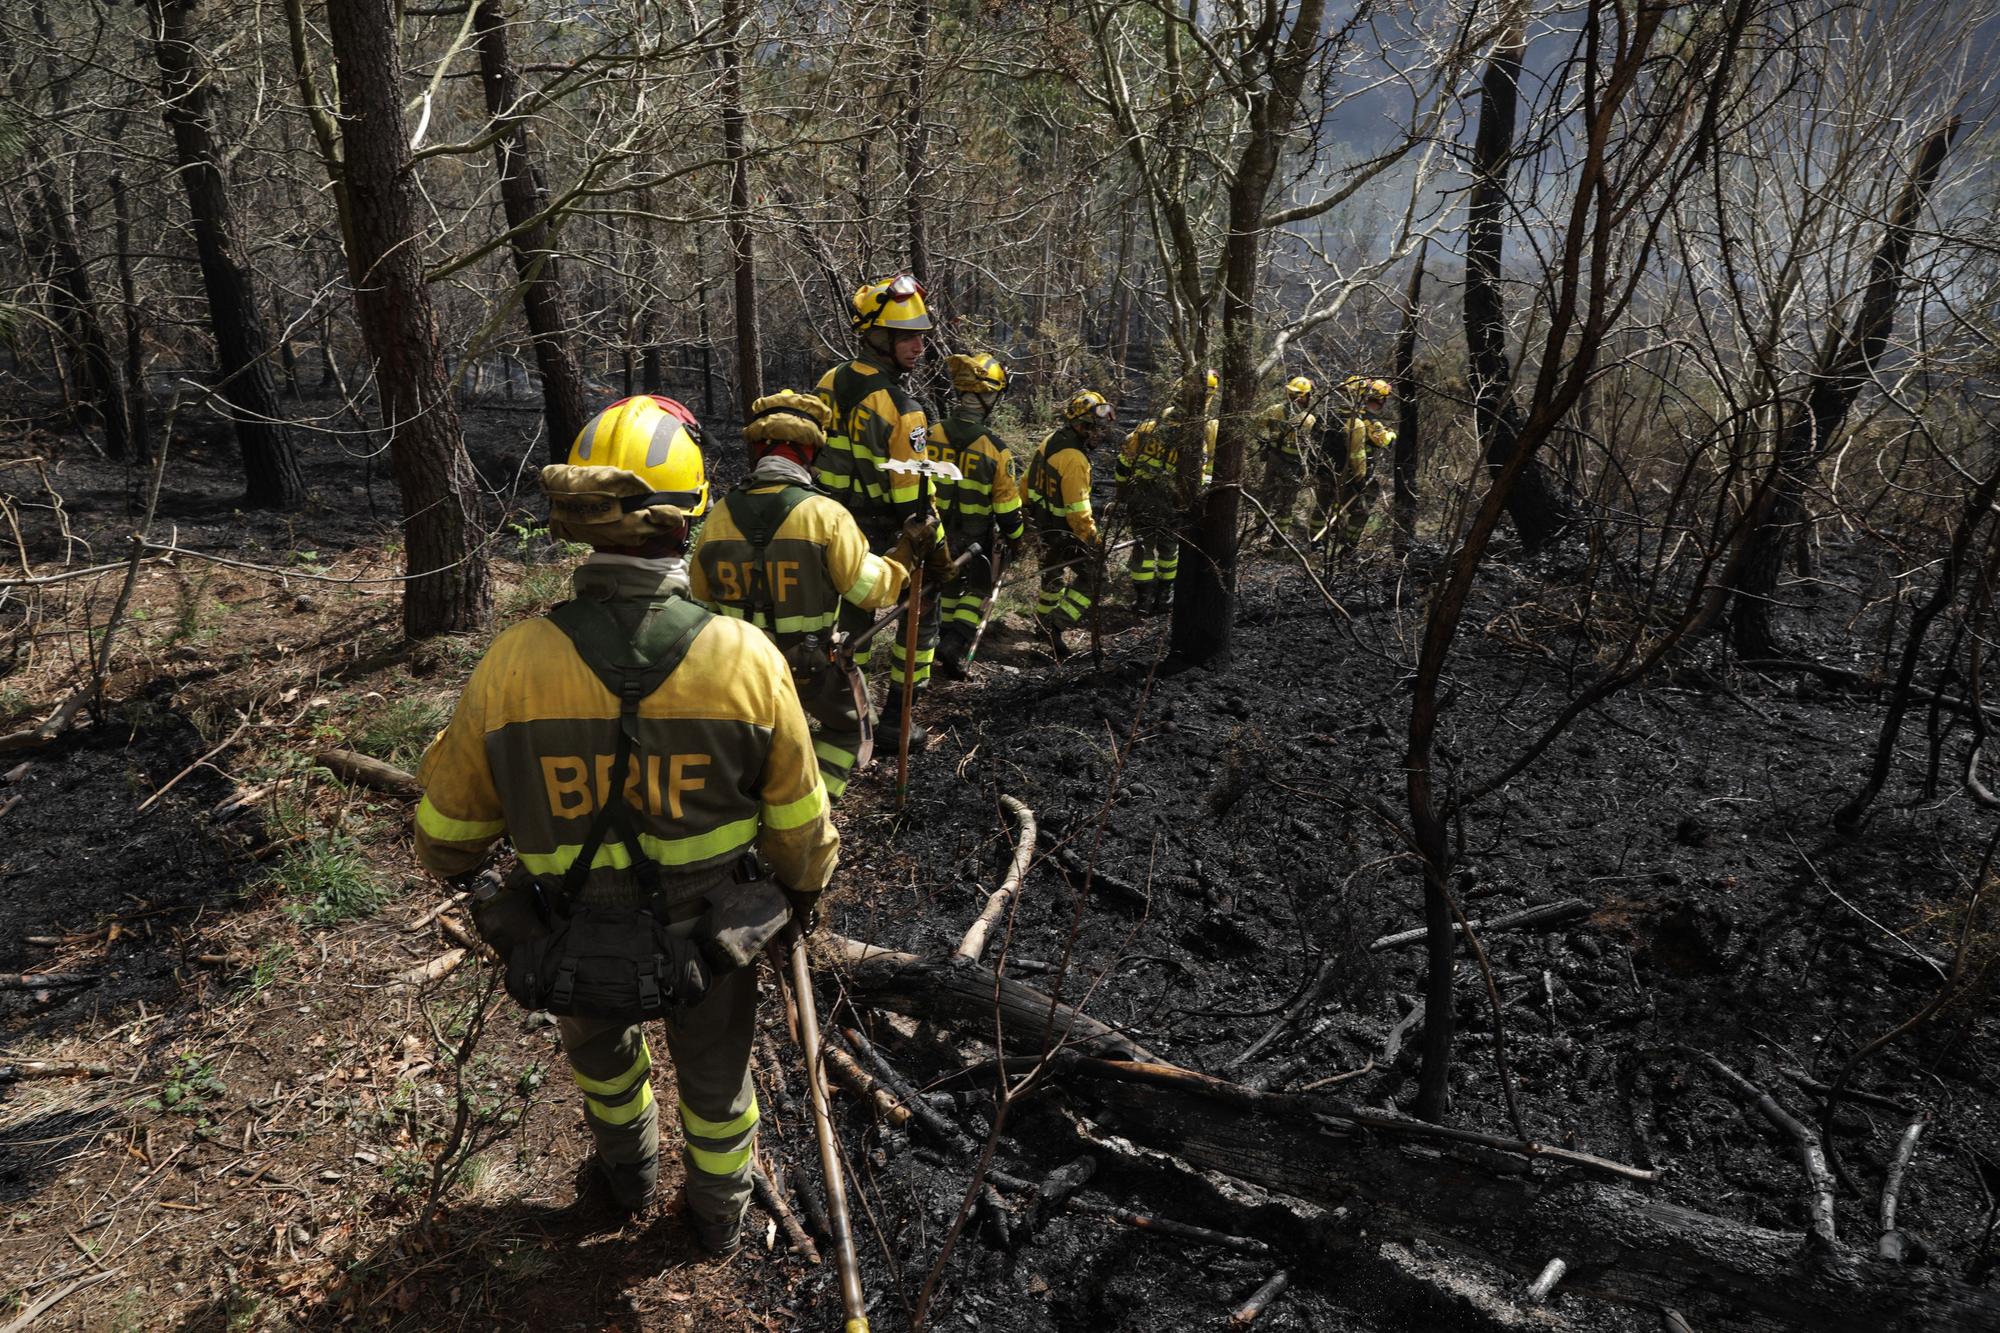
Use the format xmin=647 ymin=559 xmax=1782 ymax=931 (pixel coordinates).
xmin=697 ymin=879 xmax=793 ymax=971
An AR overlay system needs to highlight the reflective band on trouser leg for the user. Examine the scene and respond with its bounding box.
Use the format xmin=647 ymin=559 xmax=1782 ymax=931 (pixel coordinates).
xmin=559 ymin=1017 xmax=660 ymax=1204
xmin=941 ymin=593 xmax=983 ymax=628
xmin=664 ymin=965 xmax=760 ymax=1232
xmin=1059 ymin=587 xmax=1092 ymax=625
xmin=1132 ymin=555 xmax=1155 ymax=584
xmin=813 ymin=737 xmax=858 ymax=799
xmin=1158 ymin=552 xmax=1179 ymax=585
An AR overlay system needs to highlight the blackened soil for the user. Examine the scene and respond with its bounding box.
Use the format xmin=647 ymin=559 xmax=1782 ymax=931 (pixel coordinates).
xmin=0 ymin=704 xmax=245 ymax=1038
xmin=772 ymin=550 xmax=2000 ymax=1332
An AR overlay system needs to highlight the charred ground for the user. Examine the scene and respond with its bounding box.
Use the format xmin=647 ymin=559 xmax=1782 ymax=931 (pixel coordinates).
xmin=2 ymin=405 xmax=1996 ymax=1331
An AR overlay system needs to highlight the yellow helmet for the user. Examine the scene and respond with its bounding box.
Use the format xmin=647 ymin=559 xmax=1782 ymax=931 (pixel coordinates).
xmin=1286 ymin=376 xmax=1315 ymax=400
xmin=1344 ymin=375 xmax=1393 ymax=404
xmin=947 ymin=351 xmax=1008 ymax=394
xmin=850 ymin=273 xmax=934 ymax=333
xmin=1065 ymin=389 xmax=1114 ymax=427
xmin=543 ymin=395 xmax=709 ymax=546
xmin=744 ymin=389 xmax=831 ymax=463
xmin=1205 ymin=368 xmax=1220 ymax=392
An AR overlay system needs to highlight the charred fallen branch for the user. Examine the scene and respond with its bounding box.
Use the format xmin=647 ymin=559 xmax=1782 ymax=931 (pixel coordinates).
xmin=1366 ymin=896 xmax=1590 ymax=952
xmin=823 ymin=934 xmax=1155 ymax=1061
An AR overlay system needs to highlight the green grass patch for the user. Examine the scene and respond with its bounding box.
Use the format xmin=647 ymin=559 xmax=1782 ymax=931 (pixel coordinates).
xmin=354 ymin=696 xmax=450 ymax=770
xmin=277 ymin=834 xmax=389 ymax=926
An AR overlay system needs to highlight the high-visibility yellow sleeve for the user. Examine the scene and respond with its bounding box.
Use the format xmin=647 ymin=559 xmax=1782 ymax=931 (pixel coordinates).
xmin=824 ymin=503 xmax=908 ymax=610
xmin=755 ymin=667 xmax=838 ymax=893
xmin=990 ymin=450 xmax=1025 ymax=540
xmin=1056 ymin=450 xmax=1097 ymax=544
xmin=414 ymin=651 xmax=509 ymax=878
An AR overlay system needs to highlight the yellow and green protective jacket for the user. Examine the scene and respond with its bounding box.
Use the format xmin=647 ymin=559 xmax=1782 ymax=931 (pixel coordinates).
xmin=414 ymin=559 xmax=838 ymax=896
xmin=1025 ymin=427 xmax=1098 ymax=544
xmin=931 ymin=406 xmax=1025 ymax=552
xmin=1116 ymin=416 xmax=1216 ymax=490
xmin=1341 ymin=414 xmax=1397 ymax=481
xmin=687 ymin=457 xmax=910 ymax=659
xmin=1256 ymin=402 xmax=1317 ymax=462
xmin=813 ymin=352 xmax=930 ymax=527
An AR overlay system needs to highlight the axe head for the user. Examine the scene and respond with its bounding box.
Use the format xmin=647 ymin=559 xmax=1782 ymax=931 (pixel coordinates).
xmin=879 ymin=457 xmax=963 ymax=481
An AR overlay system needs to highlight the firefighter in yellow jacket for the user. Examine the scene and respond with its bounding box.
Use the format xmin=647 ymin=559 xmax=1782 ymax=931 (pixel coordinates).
xmin=414 ymin=394 xmax=838 ymax=1255
xmin=1115 ymin=372 xmax=1218 ymax=615
xmin=814 ymin=274 xmax=944 ymax=735
xmin=689 ymin=390 xmax=944 ymax=800
xmin=930 ymin=352 xmax=1025 ymax=676
xmin=1316 ymin=376 xmax=1396 ymax=554
xmin=1254 ymin=376 xmax=1317 ymax=541
xmin=1026 ymin=390 xmax=1116 ymax=658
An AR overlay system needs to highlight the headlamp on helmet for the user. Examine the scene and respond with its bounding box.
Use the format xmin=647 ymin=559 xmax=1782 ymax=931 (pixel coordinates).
xmin=1065 ymin=390 xmax=1113 ymax=428
xmin=850 ymin=273 xmax=934 ymax=333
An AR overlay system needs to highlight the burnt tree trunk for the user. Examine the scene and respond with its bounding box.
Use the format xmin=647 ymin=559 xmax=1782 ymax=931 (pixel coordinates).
xmin=1392 ymin=243 xmax=1426 ymax=552
xmin=326 ymin=0 xmax=491 ymax=637
xmin=151 ymin=0 xmax=304 ymax=508
xmin=472 ymin=0 xmax=589 ymax=463
xmin=30 ymin=172 xmax=131 ymax=463
xmin=1167 ymin=0 xmax=1328 ymax=668
xmin=1727 ymin=118 xmax=1961 ymax=658
xmin=108 ymin=173 xmax=150 ymax=462
xmin=720 ymin=0 xmax=761 ymax=408
xmin=903 ymin=0 xmax=931 ymax=286
xmin=1464 ymin=29 xmax=1571 ymax=554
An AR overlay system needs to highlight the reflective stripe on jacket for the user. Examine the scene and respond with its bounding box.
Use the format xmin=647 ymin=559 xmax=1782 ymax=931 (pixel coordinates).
xmin=932 ymin=407 xmax=1025 ymax=548
xmin=1115 ymin=417 xmax=1216 ymax=488
xmin=1024 ymin=428 xmax=1098 ymax=544
xmin=688 ymin=461 xmax=909 ymax=656
xmin=414 ymin=561 xmax=837 ymax=895
xmin=813 ymin=354 xmax=930 ymax=522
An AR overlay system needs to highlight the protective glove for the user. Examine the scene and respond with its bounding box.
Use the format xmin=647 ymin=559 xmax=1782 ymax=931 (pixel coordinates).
xmin=765 ymin=887 xmax=822 ymax=962
xmin=925 ymin=526 xmax=954 ymax=583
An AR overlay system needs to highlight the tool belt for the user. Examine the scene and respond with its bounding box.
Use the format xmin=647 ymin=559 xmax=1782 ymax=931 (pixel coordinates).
xmin=477 ymin=854 xmax=791 ymax=1021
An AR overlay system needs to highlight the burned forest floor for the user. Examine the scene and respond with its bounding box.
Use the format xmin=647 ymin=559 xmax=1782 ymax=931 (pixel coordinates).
xmin=3 ymin=401 xmax=1999 ymax=1332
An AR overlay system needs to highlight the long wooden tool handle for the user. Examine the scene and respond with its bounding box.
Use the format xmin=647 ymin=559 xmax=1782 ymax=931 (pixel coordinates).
xmin=894 ymin=554 xmax=922 ymax=810
xmin=789 ymin=940 xmax=870 ymax=1332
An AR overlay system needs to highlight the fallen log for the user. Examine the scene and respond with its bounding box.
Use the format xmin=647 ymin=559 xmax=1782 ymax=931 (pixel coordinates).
xmin=0 ymin=972 xmax=99 ymax=991
xmin=1044 ymin=1053 xmax=2000 ymax=1333
xmin=824 ymin=934 xmax=1155 ymax=1061
xmin=315 ymin=749 xmax=420 ymax=796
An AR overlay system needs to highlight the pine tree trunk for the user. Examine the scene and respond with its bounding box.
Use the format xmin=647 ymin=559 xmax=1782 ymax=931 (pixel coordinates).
xmin=472 ymin=0 xmax=588 ymax=463
xmin=108 ymin=173 xmax=151 ymax=462
xmin=31 ymin=171 xmax=131 ymax=463
xmin=1392 ymin=245 xmax=1426 ymax=552
xmin=903 ymin=0 xmax=931 ymax=285
xmin=721 ymin=0 xmax=761 ymax=408
xmin=326 ymin=0 xmax=491 ymax=638
xmin=151 ymin=0 xmax=303 ymax=508
xmin=1464 ymin=31 xmax=1571 ymax=554
xmin=1727 ymin=118 xmax=1962 ymax=658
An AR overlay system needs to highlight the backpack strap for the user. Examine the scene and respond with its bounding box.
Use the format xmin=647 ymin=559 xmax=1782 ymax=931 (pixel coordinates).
xmin=545 ymin=595 xmax=710 ymax=899
xmin=723 ymin=484 xmax=816 ymax=627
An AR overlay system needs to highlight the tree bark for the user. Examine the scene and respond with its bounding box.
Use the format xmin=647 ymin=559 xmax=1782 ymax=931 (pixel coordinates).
xmin=1726 ymin=119 xmax=1962 ymax=657
xmin=326 ymin=0 xmax=491 ymax=638
xmin=1392 ymin=244 xmax=1426 ymax=551
xmin=1167 ymin=0 xmax=1328 ymax=667
xmin=720 ymin=0 xmax=761 ymax=409
xmin=150 ymin=0 xmax=304 ymax=508
xmin=1464 ymin=28 xmax=1572 ymax=554
xmin=903 ymin=0 xmax=931 ymax=286
xmin=29 ymin=171 xmax=131 ymax=463
xmin=471 ymin=0 xmax=589 ymax=464
xmin=108 ymin=173 xmax=150 ymax=462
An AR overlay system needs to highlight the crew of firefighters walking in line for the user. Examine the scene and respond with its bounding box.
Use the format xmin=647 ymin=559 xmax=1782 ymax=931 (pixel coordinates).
xmin=410 ymin=272 xmax=1399 ymax=1257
